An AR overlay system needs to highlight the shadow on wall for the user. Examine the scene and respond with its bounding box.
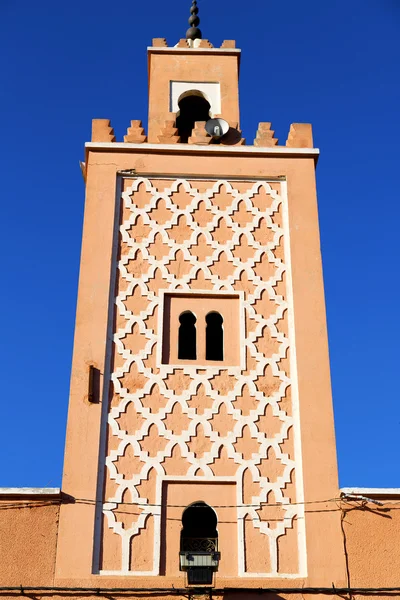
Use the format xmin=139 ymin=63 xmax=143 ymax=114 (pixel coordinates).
xmin=219 ymin=127 xmax=242 ymax=145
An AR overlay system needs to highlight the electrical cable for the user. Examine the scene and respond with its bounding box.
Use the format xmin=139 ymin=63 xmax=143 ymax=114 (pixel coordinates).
xmin=0 ymin=495 xmax=399 ymax=511
xmin=75 ymin=497 xmax=340 ymax=509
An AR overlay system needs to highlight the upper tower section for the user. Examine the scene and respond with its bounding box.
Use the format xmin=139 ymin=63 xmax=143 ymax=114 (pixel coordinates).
xmin=148 ymin=38 xmax=240 ymax=144
xmin=148 ymin=8 xmax=240 ymax=144
xmin=90 ymin=2 xmax=313 ymax=150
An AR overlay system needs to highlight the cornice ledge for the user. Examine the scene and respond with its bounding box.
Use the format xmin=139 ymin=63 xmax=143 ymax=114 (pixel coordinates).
xmin=147 ymin=47 xmax=241 ymax=54
xmin=341 ymin=487 xmax=400 ymax=498
xmin=0 ymin=487 xmax=61 ymax=497
xmin=85 ymin=142 xmax=320 ymax=158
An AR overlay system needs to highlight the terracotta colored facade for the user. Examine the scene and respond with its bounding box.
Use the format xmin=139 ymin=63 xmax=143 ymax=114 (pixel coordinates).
xmin=1 ymin=33 xmax=399 ymax=600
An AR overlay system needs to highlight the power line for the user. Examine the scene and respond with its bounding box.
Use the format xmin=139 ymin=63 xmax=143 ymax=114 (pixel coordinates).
xmin=0 ymin=495 xmax=398 ymax=511
xmin=0 ymin=497 xmax=336 ymax=511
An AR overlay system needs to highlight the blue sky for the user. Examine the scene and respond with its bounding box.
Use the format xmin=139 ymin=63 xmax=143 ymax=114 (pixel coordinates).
xmin=1 ymin=0 xmax=399 ymax=488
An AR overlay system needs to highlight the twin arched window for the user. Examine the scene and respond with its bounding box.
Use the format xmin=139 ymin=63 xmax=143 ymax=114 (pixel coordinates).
xmin=205 ymin=312 xmax=223 ymax=361
xmin=178 ymin=311 xmax=223 ymax=361
xmin=178 ymin=312 xmax=197 ymax=360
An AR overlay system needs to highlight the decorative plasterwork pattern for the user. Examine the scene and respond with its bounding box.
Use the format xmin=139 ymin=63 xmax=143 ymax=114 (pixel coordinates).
xmin=101 ymin=178 xmax=306 ymax=577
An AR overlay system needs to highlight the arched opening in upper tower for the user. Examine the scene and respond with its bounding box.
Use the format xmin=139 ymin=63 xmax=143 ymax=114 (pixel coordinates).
xmin=176 ymin=91 xmax=211 ymax=143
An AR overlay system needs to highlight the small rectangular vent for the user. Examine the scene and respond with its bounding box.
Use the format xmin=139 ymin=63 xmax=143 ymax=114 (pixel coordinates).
xmin=187 ymin=567 xmax=213 ymax=585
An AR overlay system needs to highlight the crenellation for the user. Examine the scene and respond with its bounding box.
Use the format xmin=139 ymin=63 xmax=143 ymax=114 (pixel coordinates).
xmin=124 ymin=120 xmax=147 ymax=143
xmin=177 ymin=39 xmax=190 ymax=48
xmin=152 ymin=37 xmax=168 ymax=47
xmin=197 ymin=39 xmax=213 ymax=48
xmin=221 ymin=39 xmax=236 ymax=48
xmin=254 ymin=122 xmax=279 ymax=147
xmin=91 ymin=118 xmax=116 ymax=142
xmin=286 ymin=123 xmax=313 ymax=148
xmin=188 ymin=121 xmax=212 ymax=145
xmin=157 ymin=115 xmax=181 ymax=143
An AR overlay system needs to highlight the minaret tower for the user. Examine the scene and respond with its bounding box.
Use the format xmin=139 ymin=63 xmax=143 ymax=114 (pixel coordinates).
xmin=56 ymin=2 xmax=346 ymax=589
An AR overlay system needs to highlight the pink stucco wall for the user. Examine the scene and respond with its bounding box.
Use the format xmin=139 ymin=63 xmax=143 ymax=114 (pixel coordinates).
xmin=343 ymin=496 xmax=400 ymax=589
xmin=0 ymin=498 xmax=59 ymax=585
xmin=0 ymin=494 xmax=399 ymax=594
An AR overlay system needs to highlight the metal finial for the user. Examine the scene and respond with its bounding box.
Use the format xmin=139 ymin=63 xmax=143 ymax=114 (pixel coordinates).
xmin=186 ymin=0 xmax=202 ymax=40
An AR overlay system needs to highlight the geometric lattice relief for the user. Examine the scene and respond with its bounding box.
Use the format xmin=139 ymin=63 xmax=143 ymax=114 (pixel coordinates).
xmin=101 ymin=178 xmax=306 ymax=577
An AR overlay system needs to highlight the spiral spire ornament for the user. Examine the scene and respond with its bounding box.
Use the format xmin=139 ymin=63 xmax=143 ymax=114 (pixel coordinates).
xmin=186 ymin=0 xmax=202 ymax=40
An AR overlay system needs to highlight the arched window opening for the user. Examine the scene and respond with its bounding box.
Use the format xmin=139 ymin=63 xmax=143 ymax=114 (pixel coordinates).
xmin=180 ymin=501 xmax=218 ymax=553
xmin=206 ymin=312 xmax=223 ymax=361
xmin=176 ymin=92 xmax=211 ymax=143
xmin=178 ymin=311 xmax=197 ymax=360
